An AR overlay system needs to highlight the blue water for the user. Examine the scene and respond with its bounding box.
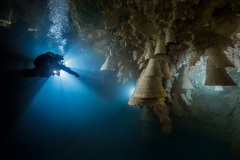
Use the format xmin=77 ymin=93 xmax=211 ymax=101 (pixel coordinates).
xmin=2 ymin=70 xmax=240 ymax=160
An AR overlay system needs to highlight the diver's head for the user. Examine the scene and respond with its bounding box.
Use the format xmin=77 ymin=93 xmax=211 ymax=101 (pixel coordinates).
xmin=46 ymin=51 xmax=54 ymax=56
xmin=54 ymin=54 xmax=65 ymax=66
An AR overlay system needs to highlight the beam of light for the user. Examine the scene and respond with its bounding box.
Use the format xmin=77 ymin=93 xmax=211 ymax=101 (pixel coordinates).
xmin=16 ymin=71 xmax=103 ymax=130
xmin=63 ymin=51 xmax=95 ymax=71
xmin=13 ymin=47 xmax=114 ymax=130
xmin=129 ymin=86 xmax=135 ymax=97
xmin=59 ymin=51 xmax=102 ymax=87
xmin=47 ymin=0 xmax=69 ymax=54
xmin=116 ymin=82 xmax=136 ymax=101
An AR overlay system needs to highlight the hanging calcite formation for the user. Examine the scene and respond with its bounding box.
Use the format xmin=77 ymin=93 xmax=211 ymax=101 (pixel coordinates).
xmin=153 ymin=104 xmax=172 ymax=134
xmin=128 ymin=10 xmax=142 ymax=35
xmin=161 ymin=58 xmax=173 ymax=80
xmin=181 ymin=65 xmax=194 ymax=105
xmin=188 ymin=49 xmax=204 ymax=67
xmin=205 ymin=45 xmax=235 ymax=68
xmin=204 ymin=58 xmax=237 ymax=86
xmin=133 ymin=60 xmax=166 ymax=98
xmin=144 ymin=40 xmax=155 ymax=60
xmin=172 ymin=1 xmax=186 ymax=21
xmin=234 ymin=58 xmax=240 ymax=72
xmin=165 ymin=26 xmax=176 ymax=46
xmin=204 ymin=41 xmax=237 ymax=86
xmin=137 ymin=53 xmax=147 ymax=72
xmin=129 ymin=59 xmax=167 ymax=108
xmin=171 ymin=63 xmax=194 ymax=106
xmin=100 ymin=50 xmax=116 ymax=71
xmin=129 ymin=96 xmax=166 ymax=109
xmin=128 ymin=59 xmax=172 ymax=134
xmin=116 ymin=52 xmax=134 ymax=84
xmin=132 ymin=49 xmax=142 ymax=61
xmin=191 ymin=32 xmax=238 ymax=86
xmin=153 ymin=33 xmax=173 ymax=80
xmin=0 ymin=4 xmax=13 ymax=27
xmin=154 ymin=34 xmax=166 ymax=55
xmin=182 ymin=66 xmax=194 ymax=90
xmin=117 ymin=66 xmax=129 ymax=84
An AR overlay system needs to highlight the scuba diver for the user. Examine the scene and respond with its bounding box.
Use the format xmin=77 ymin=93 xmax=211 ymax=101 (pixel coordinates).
xmin=22 ymin=52 xmax=79 ymax=78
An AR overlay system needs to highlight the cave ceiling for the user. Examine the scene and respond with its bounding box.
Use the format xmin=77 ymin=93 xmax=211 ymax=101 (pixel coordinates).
xmin=1 ymin=0 xmax=240 ymax=61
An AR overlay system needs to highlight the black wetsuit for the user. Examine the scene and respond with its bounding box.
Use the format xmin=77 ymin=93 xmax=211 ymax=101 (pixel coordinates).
xmin=23 ymin=52 xmax=79 ymax=78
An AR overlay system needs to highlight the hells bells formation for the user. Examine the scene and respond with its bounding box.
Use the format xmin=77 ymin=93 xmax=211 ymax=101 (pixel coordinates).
xmin=1 ymin=0 xmax=240 ymax=155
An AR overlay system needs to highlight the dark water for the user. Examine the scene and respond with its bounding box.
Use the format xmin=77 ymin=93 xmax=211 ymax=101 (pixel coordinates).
xmin=1 ymin=21 xmax=240 ymax=160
